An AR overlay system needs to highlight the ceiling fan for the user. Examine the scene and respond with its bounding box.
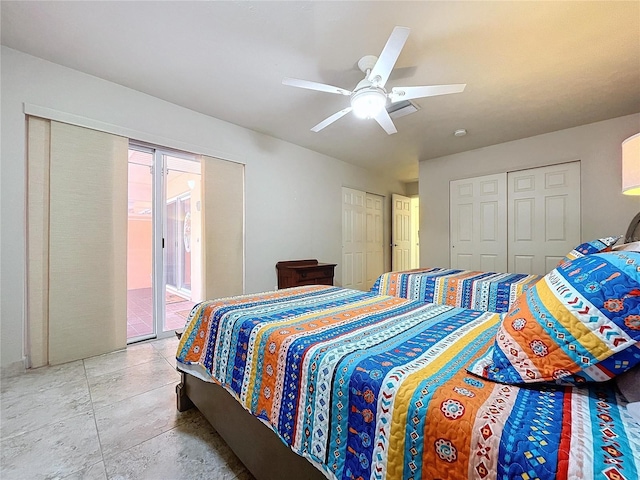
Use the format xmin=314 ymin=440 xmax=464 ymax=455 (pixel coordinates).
xmin=282 ymin=26 xmax=466 ymax=135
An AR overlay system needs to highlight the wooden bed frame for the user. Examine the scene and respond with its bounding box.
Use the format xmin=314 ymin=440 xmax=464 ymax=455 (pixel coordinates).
xmin=176 ymin=371 xmax=327 ymax=480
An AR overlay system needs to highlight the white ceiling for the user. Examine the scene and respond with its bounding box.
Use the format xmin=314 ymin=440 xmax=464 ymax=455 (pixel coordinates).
xmin=2 ymin=1 xmax=639 ymax=182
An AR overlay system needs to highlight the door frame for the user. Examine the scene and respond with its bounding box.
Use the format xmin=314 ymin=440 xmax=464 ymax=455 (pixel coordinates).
xmin=392 ymin=193 xmax=412 ymax=271
xmin=128 ymin=142 xmax=200 ymax=343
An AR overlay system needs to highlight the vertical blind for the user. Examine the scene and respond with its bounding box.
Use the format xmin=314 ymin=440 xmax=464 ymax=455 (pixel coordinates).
xmin=28 ymin=117 xmax=128 ymax=365
xmin=27 ymin=117 xmax=245 ymax=367
xmin=47 ymin=121 xmax=129 ymax=364
xmin=27 ymin=117 xmax=51 ymax=367
xmin=202 ymin=155 xmax=245 ymax=298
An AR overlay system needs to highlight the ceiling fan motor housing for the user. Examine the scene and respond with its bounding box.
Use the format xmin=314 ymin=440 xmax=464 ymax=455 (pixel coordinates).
xmin=351 ymin=79 xmax=387 ymax=119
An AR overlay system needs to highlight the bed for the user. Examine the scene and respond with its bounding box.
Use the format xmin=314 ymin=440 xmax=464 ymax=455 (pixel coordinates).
xmin=176 ymin=249 xmax=640 ymax=480
xmin=370 ymin=268 xmax=542 ymax=313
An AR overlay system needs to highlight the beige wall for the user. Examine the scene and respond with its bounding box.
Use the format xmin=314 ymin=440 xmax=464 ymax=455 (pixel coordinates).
xmin=0 ymin=47 xmax=406 ymax=369
xmin=419 ymin=114 xmax=640 ymax=268
xmin=404 ymin=181 xmax=419 ymax=197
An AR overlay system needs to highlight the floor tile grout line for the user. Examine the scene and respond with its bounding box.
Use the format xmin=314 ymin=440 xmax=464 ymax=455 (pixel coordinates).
xmin=84 ymin=352 xmax=169 ymax=382
xmin=99 ymin=413 xmax=200 ymax=464
xmin=60 ymin=459 xmax=106 ymax=480
xmin=1 ymin=338 xmax=197 ymax=480
xmin=0 ymin=375 xmax=95 ymax=443
xmin=11 ymin=364 xmax=107 ymax=480
xmin=0 ymin=410 xmax=96 ymax=444
xmin=85 ymin=347 xmax=178 ymax=478
xmin=90 ymin=375 xmax=179 ymax=412
xmin=92 ymin=379 xmax=180 ymax=415
xmin=83 ymin=358 xmax=108 ymax=477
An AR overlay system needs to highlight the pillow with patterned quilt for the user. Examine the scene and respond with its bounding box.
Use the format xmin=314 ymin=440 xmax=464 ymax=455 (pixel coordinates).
xmin=613 ymin=241 xmax=640 ymax=253
xmin=558 ymin=235 xmax=621 ymax=266
xmin=468 ymin=250 xmax=640 ymax=385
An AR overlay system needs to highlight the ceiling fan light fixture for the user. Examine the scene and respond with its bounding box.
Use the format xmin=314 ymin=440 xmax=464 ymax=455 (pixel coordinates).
xmin=351 ymin=88 xmax=387 ymax=119
xmin=282 ymin=26 xmax=465 ymax=134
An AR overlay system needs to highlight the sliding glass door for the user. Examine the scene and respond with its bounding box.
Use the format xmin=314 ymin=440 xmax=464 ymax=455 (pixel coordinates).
xmin=165 ymin=194 xmax=191 ymax=295
xmin=162 ymin=155 xmax=201 ymax=333
xmin=126 ymin=145 xmax=202 ymax=343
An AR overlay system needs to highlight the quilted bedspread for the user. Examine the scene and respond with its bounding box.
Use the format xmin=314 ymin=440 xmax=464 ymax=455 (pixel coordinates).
xmin=371 ymin=268 xmax=542 ymax=313
xmin=176 ymin=285 xmax=640 ymax=480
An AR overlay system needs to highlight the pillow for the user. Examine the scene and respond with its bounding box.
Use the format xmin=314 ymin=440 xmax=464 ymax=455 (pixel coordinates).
xmin=613 ymin=241 xmax=640 ymax=253
xmin=558 ymin=236 xmax=621 ymax=265
xmin=468 ymin=251 xmax=640 ymax=385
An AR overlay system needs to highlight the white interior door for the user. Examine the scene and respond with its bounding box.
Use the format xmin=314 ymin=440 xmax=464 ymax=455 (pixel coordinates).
xmin=342 ymin=187 xmax=366 ymax=290
xmin=508 ymin=162 xmax=581 ymax=275
xmin=450 ymin=173 xmax=507 ymax=272
xmin=410 ymin=196 xmax=420 ymax=269
xmin=392 ymin=194 xmax=411 ymax=271
xmin=365 ymin=193 xmax=384 ymax=290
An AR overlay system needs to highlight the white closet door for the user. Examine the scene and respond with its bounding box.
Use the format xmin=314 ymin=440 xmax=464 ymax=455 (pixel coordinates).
xmin=48 ymin=121 xmax=128 ymax=365
xmin=342 ymin=187 xmax=366 ymax=290
xmin=508 ymin=162 xmax=581 ymax=275
xmin=365 ymin=193 xmax=384 ymax=290
xmin=392 ymin=194 xmax=412 ymax=271
xmin=450 ymin=173 xmax=507 ymax=272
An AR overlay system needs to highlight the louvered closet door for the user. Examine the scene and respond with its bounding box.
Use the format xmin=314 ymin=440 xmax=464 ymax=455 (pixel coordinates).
xmin=508 ymin=162 xmax=581 ymax=275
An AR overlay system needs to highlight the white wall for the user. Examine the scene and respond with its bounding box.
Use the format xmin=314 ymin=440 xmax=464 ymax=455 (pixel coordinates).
xmin=419 ymin=114 xmax=640 ymax=268
xmin=0 ymin=47 xmax=406 ymax=369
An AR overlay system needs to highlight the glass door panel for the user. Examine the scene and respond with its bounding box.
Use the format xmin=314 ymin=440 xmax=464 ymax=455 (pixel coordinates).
xmin=182 ymin=197 xmax=191 ymax=291
xmin=126 ymin=150 xmax=155 ymax=341
xmin=163 ymin=155 xmax=201 ymax=333
xmin=165 ymin=198 xmax=178 ymax=289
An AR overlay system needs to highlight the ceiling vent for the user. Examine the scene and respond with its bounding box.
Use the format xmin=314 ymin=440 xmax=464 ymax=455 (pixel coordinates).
xmin=386 ymin=100 xmax=420 ymax=119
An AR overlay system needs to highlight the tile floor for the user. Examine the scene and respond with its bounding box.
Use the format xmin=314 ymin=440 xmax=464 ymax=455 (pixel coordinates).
xmin=127 ymin=288 xmax=196 ymax=339
xmin=0 ymin=337 xmax=255 ymax=480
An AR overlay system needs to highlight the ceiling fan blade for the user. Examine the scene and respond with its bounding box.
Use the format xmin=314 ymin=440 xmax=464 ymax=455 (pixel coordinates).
xmin=311 ymin=107 xmax=353 ymax=132
xmin=373 ymin=109 xmax=397 ymax=135
xmin=368 ymin=26 xmax=410 ymax=88
xmin=282 ymin=77 xmax=351 ymax=96
xmin=389 ymin=84 xmax=466 ymax=102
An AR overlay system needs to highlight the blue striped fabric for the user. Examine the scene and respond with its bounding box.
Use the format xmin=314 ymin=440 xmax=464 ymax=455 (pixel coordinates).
xmin=371 ymin=268 xmax=542 ymax=313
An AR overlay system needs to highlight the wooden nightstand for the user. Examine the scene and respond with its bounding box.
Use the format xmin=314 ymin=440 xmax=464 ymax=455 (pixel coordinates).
xmin=276 ymin=259 xmax=337 ymax=289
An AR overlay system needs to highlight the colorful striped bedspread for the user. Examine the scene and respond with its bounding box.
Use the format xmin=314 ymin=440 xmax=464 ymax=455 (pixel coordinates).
xmin=371 ymin=268 xmax=542 ymax=313
xmin=176 ymin=285 xmax=640 ymax=480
